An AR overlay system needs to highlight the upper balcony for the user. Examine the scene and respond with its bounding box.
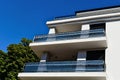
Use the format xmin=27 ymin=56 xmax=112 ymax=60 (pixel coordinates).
xmin=33 ymin=29 xmax=104 ymax=42
xmin=30 ymin=29 xmax=107 ymax=56
xmin=47 ymin=7 xmax=120 ymax=27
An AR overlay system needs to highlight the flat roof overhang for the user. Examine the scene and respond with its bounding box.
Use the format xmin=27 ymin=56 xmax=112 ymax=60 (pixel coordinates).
xmin=30 ymin=37 xmax=107 ymax=57
xmin=47 ymin=12 xmax=120 ymax=27
xmin=18 ymin=72 xmax=106 ymax=80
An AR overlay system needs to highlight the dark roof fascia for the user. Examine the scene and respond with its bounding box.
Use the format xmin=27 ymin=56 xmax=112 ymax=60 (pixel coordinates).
xmin=75 ymin=5 xmax=120 ymax=14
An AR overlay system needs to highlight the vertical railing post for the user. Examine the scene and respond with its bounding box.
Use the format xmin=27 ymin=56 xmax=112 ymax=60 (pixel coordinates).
xmin=76 ymin=51 xmax=87 ymax=72
xmin=47 ymin=28 xmax=56 ymax=41
xmin=37 ymin=53 xmax=48 ymax=72
xmin=81 ymin=24 xmax=90 ymax=38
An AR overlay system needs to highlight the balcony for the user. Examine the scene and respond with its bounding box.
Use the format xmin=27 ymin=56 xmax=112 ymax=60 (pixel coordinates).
xmin=24 ymin=60 xmax=104 ymax=72
xmin=34 ymin=29 xmax=105 ymax=42
xmin=18 ymin=60 xmax=106 ymax=80
xmin=30 ymin=29 xmax=107 ymax=56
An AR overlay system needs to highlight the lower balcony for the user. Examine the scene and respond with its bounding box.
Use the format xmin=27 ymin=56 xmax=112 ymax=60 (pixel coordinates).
xmin=18 ymin=60 xmax=106 ymax=80
xmin=24 ymin=60 xmax=104 ymax=72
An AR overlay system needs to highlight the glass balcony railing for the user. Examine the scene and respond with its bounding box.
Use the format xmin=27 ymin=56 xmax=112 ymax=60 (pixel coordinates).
xmin=33 ymin=29 xmax=105 ymax=42
xmin=54 ymin=15 xmax=76 ymax=20
xmin=23 ymin=60 xmax=104 ymax=72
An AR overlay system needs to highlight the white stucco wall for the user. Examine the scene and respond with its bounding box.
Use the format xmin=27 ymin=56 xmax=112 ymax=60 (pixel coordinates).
xmin=106 ymin=21 xmax=120 ymax=80
xmin=49 ymin=28 xmax=55 ymax=34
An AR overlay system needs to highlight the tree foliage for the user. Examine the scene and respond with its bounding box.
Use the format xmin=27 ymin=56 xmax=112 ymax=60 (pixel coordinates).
xmin=0 ymin=38 xmax=39 ymax=80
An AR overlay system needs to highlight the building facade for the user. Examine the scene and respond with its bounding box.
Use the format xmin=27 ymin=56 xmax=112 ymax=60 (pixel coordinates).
xmin=18 ymin=6 xmax=120 ymax=80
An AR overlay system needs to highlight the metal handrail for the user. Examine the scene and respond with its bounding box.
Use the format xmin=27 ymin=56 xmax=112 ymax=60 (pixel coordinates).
xmin=25 ymin=60 xmax=104 ymax=66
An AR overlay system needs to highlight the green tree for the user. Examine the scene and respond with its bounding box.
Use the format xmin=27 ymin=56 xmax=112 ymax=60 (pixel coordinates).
xmin=0 ymin=50 xmax=8 ymax=80
xmin=0 ymin=38 xmax=39 ymax=80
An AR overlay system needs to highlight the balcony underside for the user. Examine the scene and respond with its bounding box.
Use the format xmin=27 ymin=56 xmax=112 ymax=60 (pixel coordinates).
xmin=18 ymin=72 xmax=106 ymax=80
xmin=30 ymin=37 xmax=107 ymax=57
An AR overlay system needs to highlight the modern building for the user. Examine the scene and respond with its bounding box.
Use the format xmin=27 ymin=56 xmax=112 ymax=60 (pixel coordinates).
xmin=18 ymin=6 xmax=120 ymax=80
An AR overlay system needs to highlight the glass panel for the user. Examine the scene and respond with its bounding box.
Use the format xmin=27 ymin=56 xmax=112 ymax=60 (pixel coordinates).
xmin=34 ymin=29 xmax=105 ymax=42
xmin=24 ymin=60 xmax=104 ymax=72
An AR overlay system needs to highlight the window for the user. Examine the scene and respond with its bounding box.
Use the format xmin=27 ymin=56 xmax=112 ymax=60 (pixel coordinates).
xmin=87 ymin=50 xmax=105 ymax=60
xmin=90 ymin=23 xmax=105 ymax=30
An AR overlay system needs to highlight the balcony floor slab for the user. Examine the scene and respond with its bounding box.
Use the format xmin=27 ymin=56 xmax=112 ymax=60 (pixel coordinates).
xmin=30 ymin=37 xmax=107 ymax=57
xmin=18 ymin=72 xmax=106 ymax=80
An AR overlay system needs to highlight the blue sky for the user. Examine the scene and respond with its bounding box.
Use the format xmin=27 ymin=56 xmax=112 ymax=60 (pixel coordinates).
xmin=0 ymin=0 xmax=120 ymax=52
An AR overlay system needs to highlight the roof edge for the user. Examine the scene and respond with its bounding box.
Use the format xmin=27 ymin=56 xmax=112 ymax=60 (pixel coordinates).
xmin=75 ymin=5 xmax=120 ymax=14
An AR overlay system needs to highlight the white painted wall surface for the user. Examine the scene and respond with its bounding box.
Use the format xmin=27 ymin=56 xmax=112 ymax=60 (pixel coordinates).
xmin=81 ymin=24 xmax=90 ymax=30
xmin=106 ymin=21 xmax=120 ymax=80
xmin=49 ymin=28 xmax=55 ymax=34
